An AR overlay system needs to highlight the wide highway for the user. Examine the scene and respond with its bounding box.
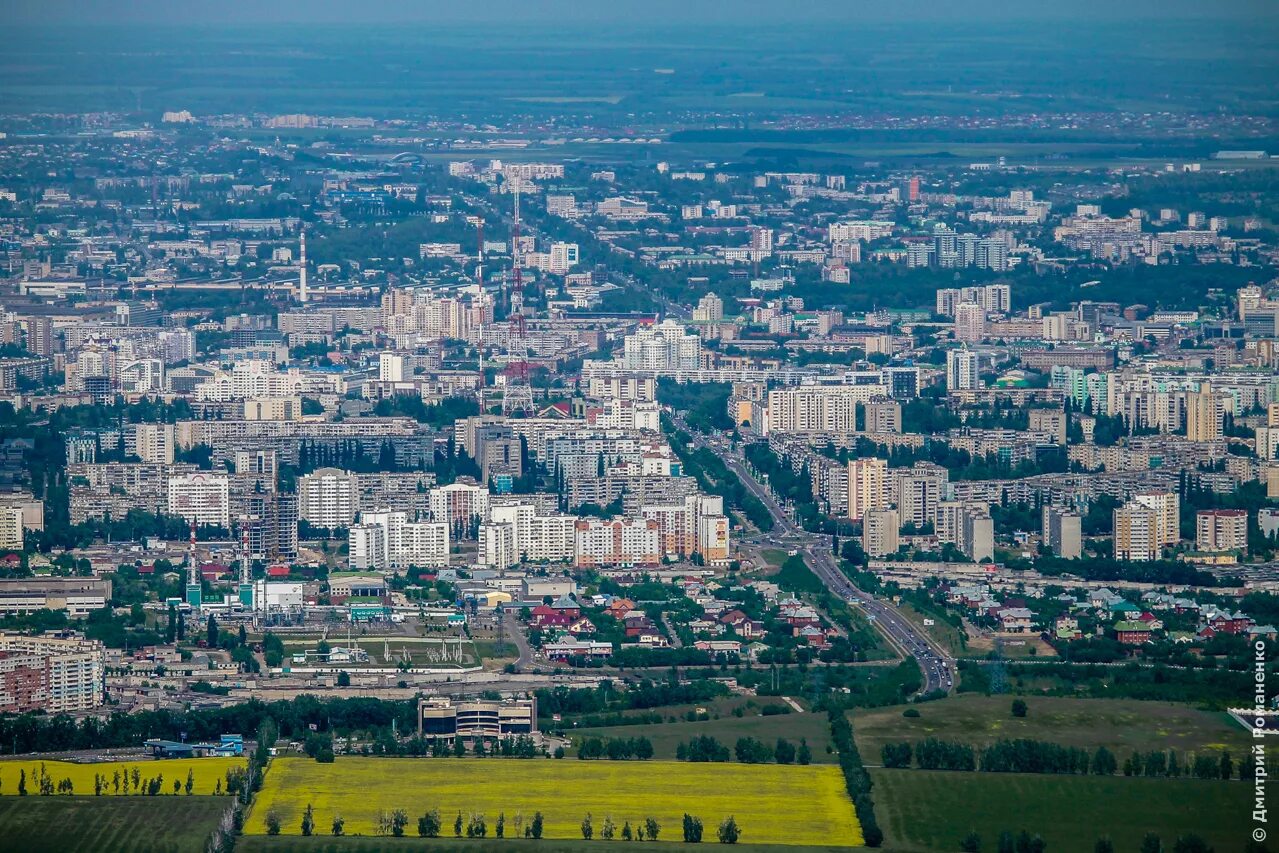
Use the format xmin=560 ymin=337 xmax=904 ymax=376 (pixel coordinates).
xmin=671 ymin=413 xmax=955 ymax=695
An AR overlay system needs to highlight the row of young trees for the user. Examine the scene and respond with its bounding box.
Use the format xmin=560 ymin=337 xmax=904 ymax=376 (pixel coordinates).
xmin=2 ymin=763 xmax=201 ymax=797
xmin=269 ymin=806 xmax=546 ymax=839
xmin=882 ymin=738 xmax=1247 ymax=780
xmin=583 ymin=812 xmax=739 ymax=844
xmin=270 ymin=804 xmax=740 ymax=845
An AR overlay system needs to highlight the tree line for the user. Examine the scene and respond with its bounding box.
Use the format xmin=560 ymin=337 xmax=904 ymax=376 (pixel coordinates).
xmin=882 ymin=738 xmax=1248 ymax=780
xmin=830 ymin=710 xmax=883 ymax=848
xmin=575 ymin=736 xmax=655 ymax=760
xmin=959 ymin=830 xmax=1220 ymax=853
xmin=672 ymin=735 xmax=812 ymax=765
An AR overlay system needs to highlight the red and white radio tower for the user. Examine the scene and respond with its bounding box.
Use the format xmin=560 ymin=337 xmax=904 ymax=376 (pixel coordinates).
xmin=507 ymin=182 xmax=529 ymax=384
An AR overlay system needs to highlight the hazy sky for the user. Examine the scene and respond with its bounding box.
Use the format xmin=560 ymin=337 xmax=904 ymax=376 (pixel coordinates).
xmin=10 ymin=0 xmax=1278 ymax=25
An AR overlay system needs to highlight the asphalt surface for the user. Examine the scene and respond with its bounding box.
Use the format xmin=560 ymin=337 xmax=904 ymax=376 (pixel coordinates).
xmin=672 ymin=416 xmax=955 ymax=695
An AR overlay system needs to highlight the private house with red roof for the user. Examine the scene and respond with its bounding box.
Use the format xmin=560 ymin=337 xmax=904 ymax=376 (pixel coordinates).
xmin=1114 ymin=621 xmax=1152 ymax=645
xmin=567 ymin=616 xmax=597 ymax=635
xmin=1135 ymin=611 xmax=1164 ymax=630
xmin=1202 ymin=609 xmax=1251 ymax=635
xmin=530 ymin=605 xmax=574 ymax=629
xmin=606 ymin=598 xmax=636 ymax=619
xmin=718 ymin=609 xmax=764 ymax=638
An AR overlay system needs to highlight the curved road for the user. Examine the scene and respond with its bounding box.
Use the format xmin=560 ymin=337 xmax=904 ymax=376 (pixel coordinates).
xmin=672 ymin=414 xmax=955 ymax=695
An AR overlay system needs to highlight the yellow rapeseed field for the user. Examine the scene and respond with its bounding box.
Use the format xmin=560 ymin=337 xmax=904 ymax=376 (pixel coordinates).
xmin=0 ymin=757 xmax=244 ymax=796
xmin=246 ymin=757 xmax=862 ymax=846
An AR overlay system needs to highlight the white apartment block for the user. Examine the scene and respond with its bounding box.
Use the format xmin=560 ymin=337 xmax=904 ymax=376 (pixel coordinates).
xmin=548 ymin=242 xmax=580 ymax=274
xmin=586 ymin=375 xmax=657 ymax=402
xmin=479 ymin=522 xmax=519 ymax=570
xmin=348 ymin=524 xmax=386 ymax=571
xmin=767 ymin=385 xmax=885 ymax=435
xmin=298 ymin=468 xmax=360 ymax=529
xmin=167 ymin=472 xmax=230 ymax=528
xmin=355 ymin=509 xmax=450 ymax=570
xmin=620 ymin=321 xmax=702 ymax=372
xmin=1131 ymin=492 xmax=1180 ymax=546
xmin=486 ymin=502 xmax=576 ymax=564
xmin=429 ymin=482 xmax=491 ymax=532
xmin=379 ymin=352 xmax=406 ymax=382
xmin=947 ymin=349 xmax=980 ymax=392
xmin=828 ymin=220 xmax=894 ymax=243
xmin=588 ymin=399 xmax=660 ymax=431
xmin=936 ymin=284 xmax=1012 ymax=317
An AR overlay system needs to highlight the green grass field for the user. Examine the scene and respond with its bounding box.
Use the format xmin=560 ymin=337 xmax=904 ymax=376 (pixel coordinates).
xmin=0 ymin=795 xmax=228 ymax=852
xmin=895 ymin=603 xmax=969 ymax=657
xmin=852 ymin=695 xmax=1250 ymax=761
xmin=280 ymin=636 xmax=477 ymax=668
xmin=870 ymin=768 xmax=1247 ymax=853
xmin=760 ymin=549 xmax=790 ymax=568
xmin=571 ymin=707 xmax=834 ymax=763
xmin=246 ymin=757 xmax=859 ymax=847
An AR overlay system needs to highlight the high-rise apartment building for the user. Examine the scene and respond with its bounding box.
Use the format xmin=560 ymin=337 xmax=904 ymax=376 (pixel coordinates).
xmin=862 ymin=508 xmax=900 ymax=557
xmin=0 ymin=632 xmax=104 ymax=714
xmin=620 ymin=321 xmax=702 ymax=372
xmin=1042 ymin=506 xmax=1082 ymax=559
xmin=350 ymin=509 xmax=449 ymax=570
xmin=1132 ymin=492 xmax=1180 ymax=546
xmin=127 ymin=423 xmax=175 ymax=464
xmin=954 ymin=302 xmax=985 ymax=342
xmin=1114 ymin=503 xmax=1161 ymax=561
xmin=1184 ymin=382 xmax=1225 ymax=442
xmin=847 ymin=458 xmax=888 ymax=522
xmin=297 ymin=467 xmax=360 ymax=529
xmin=947 ymin=349 xmax=980 ymax=392
xmin=692 ymin=293 xmax=724 ymax=323
xmin=1195 ymin=509 xmax=1247 ymax=553
xmin=167 ymin=472 xmax=230 ymax=528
